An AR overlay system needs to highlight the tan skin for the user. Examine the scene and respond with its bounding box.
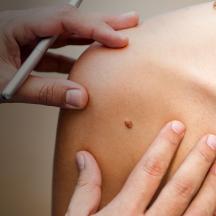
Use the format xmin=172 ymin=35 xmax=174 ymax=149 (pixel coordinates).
xmin=54 ymin=1 xmax=216 ymax=215
xmin=1 ymin=2 xmax=216 ymax=215
xmin=65 ymin=122 xmax=216 ymax=216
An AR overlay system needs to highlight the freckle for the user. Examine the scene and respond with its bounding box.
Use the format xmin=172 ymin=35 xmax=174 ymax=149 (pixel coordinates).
xmin=124 ymin=120 xmax=133 ymax=129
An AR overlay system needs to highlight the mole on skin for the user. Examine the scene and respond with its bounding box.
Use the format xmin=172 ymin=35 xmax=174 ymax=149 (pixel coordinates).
xmin=124 ymin=120 xmax=133 ymax=129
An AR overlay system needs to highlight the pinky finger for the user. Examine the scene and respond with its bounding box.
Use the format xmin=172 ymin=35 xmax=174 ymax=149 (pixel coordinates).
xmin=66 ymin=151 xmax=102 ymax=216
xmin=184 ymin=162 xmax=216 ymax=216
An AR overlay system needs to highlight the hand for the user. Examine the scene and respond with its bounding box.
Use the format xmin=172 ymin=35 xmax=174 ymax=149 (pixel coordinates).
xmin=0 ymin=4 xmax=139 ymax=109
xmin=66 ymin=121 xmax=216 ymax=216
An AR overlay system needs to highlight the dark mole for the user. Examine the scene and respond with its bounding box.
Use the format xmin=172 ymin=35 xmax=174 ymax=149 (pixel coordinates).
xmin=213 ymin=1 xmax=216 ymax=9
xmin=124 ymin=120 xmax=133 ymax=129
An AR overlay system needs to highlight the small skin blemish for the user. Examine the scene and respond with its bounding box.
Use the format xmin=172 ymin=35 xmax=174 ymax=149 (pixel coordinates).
xmin=124 ymin=120 xmax=133 ymax=129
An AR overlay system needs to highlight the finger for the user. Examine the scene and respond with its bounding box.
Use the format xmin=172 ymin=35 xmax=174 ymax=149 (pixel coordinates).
xmin=62 ymin=15 xmax=130 ymax=48
xmin=146 ymin=134 xmax=216 ymax=216
xmin=7 ymin=75 xmax=88 ymax=109
xmin=35 ymin=52 xmax=76 ymax=73
xmin=103 ymin=11 xmax=139 ymax=30
xmin=183 ymin=162 xmax=216 ymax=216
xmin=52 ymin=34 xmax=94 ymax=48
xmin=66 ymin=151 xmax=102 ymax=216
xmin=55 ymin=11 xmax=138 ymax=48
xmin=111 ymin=121 xmax=185 ymax=214
xmin=21 ymin=5 xmax=139 ymax=48
xmin=56 ymin=10 xmax=139 ymax=48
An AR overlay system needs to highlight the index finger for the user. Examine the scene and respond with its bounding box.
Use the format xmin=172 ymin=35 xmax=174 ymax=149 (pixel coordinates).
xmin=19 ymin=5 xmax=139 ymax=48
xmin=113 ymin=121 xmax=185 ymax=214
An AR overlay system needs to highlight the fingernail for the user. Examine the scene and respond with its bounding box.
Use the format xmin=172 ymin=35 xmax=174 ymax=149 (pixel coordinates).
xmin=207 ymin=135 xmax=216 ymax=150
xmin=171 ymin=121 xmax=185 ymax=135
xmin=121 ymin=11 xmax=137 ymax=18
xmin=66 ymin=89 xmax=83 ymax=108
xmin=118 ymin=33 xmax=128 ymax=42
xmin=76 ymin=153 xmax=85 ymax=170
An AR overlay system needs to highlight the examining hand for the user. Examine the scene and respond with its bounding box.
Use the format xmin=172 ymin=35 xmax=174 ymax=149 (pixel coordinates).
xmin=66 ymin=121 xmax=216 ymax=216
xmin=0 ymin=4 xmax=139 ymax=108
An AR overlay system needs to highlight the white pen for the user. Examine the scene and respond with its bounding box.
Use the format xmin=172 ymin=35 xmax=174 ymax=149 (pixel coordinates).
xmin=1 ymin=0 xmax=83 ymax=100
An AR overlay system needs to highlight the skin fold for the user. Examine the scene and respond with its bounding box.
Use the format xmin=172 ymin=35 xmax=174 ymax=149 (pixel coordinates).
xmin=53 ymin=2 xmax=216 ymax=215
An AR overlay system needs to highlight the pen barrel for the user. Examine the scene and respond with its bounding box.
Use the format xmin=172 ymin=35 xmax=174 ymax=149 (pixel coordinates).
xmin=1 ymin=0 xmax=83 ymax=100
xmin=1 ymin=36 xmax=57 ymax=100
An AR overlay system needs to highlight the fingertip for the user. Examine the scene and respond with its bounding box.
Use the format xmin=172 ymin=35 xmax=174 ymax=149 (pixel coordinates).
xmin=121 ymin=11 xmax=139 ymax=18
xmin=76 ymin=150 xmax=95 ymax=163
xmin=76 ymin=150 xmax=102 ymax=186
xmin=156 ymin=120 xmax=186 ymax=147
xmin=65 ymin=86 xmax=89 ymax=110
xmin=114 ymin=34 xmax=129 ymax=48
xmin=69 ymin=151 xmax=102 ymax=215
xmin=105 ymin=32 xmax=129 ymax=48
xmin=120 ymin=11 xmax=140 ymax=26
xmin=76 ymin=151 xmax=100 ymax=179
xmin=79 ymin=88 xmax=89 ymax=108
xmin=170 ymin=120 xmax=186 ymax=135
xmin=76 ymin=151 xmax=86 ymax=171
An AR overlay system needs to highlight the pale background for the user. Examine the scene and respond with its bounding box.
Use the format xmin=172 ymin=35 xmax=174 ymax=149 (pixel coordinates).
xmin=0 ymin=0 xmax=207 ymax=215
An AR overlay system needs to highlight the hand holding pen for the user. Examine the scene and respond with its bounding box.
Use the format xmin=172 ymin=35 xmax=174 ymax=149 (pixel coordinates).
xmin=0 ymin=3 xmax=139 ymax=109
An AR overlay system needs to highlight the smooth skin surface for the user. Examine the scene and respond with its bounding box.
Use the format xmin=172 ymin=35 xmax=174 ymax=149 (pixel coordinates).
xmin=0 ymin=4 xmax=139 ymax=108
xmin=53 ymin=1 xmax=216 ymax=215
xmin=65 ymin=121 xmax=216 ymax=216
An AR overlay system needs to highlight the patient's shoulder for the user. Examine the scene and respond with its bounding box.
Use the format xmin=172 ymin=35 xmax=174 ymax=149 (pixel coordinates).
xmin=70 ymin=0 xmax=216 ymax=101
xmin=54 ymin=3 xmax=216 ymax=214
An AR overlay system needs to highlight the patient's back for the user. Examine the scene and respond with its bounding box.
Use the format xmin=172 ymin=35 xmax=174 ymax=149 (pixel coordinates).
xmin=53 ymin=2 xmax=216 ymax=216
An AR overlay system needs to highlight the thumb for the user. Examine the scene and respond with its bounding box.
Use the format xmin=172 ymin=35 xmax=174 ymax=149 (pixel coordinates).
xmin=7 ymin=75 xmax=88 ymax=109
xmin=66 ymin=151 xmax=102 ymax=216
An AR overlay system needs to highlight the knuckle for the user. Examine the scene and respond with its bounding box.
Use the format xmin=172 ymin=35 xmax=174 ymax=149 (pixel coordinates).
xmin=38 ymin=83 xmax=57 ymax=106
xmin=196 ymin=144 xmax=214 ymax=164
xmin=77 ymin=177 xmax=100 ymax=192
xmin=142 ymin=157 xmax=165 ymax=177
xmin=77 ymin=176 xmax=90 ymax=188
xmin=88 ymin=22 xmax=102 ymax=39
xmin=88 ymin=18 xmax=108 ymax=39
xmin=172 ymin=178 xmax=194 ymax=198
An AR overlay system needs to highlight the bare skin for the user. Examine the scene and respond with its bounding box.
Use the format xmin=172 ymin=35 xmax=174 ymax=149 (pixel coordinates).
xmin=65 ymin=122 xmax=216 ymax=216
xmin=53 ymin=1 xmax=216 ymax=215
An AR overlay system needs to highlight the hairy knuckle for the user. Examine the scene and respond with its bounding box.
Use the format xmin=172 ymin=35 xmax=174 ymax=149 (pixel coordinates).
xmin=142 ymin=157 xmax=164 ymax=177
xmin=172 ymin=179 xmax=194 ymax=198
